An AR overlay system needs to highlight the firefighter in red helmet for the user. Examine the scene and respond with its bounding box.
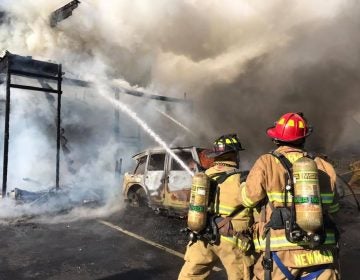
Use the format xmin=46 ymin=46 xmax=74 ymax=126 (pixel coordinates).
xmin=240 ymin=112 xmax=340 ymax=280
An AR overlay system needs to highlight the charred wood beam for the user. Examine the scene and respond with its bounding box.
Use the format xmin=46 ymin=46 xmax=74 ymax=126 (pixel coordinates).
xmin=56 ymin=65 xmax=62 ymax=189
xmin=10 ymin=69 xmax=60 ymax=81
xmin=9 ymin=84 xmax=59 ymax=93
xmin=39 ymin=80 xmax=76 ymax=175
xmin=49 ymin=0 xmax=80 ymax=28
xmin=0 ymin=11 xmax=5 ymax=25
xmin=0 ymin=52 xmax=189 ymax=104
xmin=0 ymin=51 xmax=59 ymax=77
xmin=2 ymin=61 xmax=10 ymax=197
xmin=63 ymin=77 xmax=190 ymax=104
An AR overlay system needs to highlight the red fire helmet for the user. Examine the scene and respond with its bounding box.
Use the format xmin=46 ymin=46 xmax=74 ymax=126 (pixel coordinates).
xmin=266 ymin=112 xmax=312 ymax=142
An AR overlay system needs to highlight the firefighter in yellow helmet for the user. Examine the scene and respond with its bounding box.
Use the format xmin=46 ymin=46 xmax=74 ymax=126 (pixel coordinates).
xmin=239 ymin=112 xmax=340 ymax=280
xmin=178 ymin=134 xmax=254 ymax=280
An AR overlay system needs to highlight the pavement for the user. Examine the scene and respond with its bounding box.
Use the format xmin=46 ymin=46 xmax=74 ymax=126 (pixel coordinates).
xmin=0 ymin=194 xmax=359 ymax=280
xmin=0 ymin=207 xmax=226 ymax=280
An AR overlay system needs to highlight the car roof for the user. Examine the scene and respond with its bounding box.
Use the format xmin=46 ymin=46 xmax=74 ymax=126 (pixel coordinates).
xmin=132 ymin=146 xmax=206 ymax=160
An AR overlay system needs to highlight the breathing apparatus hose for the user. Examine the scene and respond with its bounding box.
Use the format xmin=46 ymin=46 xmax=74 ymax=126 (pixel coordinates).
xmin=337 ymin=173 xmax=360 ymax=212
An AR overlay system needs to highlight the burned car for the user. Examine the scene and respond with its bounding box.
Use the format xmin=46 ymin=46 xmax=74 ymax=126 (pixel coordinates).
xmin=349 ymin=160 xmax=360 ymax=188
xmin=122 ymin=147 xmax=213 ymax=216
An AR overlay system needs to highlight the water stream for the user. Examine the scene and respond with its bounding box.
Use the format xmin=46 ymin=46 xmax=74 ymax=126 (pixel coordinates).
xmin=98 ymin=86 xmax=195 ymax=176
xmin=155 ymin=108 xmax=195 ymax=136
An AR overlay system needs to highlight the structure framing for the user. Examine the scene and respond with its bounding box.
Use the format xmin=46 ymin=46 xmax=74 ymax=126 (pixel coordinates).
xmin=0 ymin=52 xmax=63 ymax=196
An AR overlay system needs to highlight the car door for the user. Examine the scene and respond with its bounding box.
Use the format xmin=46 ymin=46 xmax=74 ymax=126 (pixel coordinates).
xmin=144 ymin=152 xmax=166 ymax=201
xmin=166 ymin=149 xmax=195 ymax=203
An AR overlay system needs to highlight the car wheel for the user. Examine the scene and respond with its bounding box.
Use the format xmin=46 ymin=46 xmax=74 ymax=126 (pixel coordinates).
xmin=127 ymin=188 xmax=147 ymax=207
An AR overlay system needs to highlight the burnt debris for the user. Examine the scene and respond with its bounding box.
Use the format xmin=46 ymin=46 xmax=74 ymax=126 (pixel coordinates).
xmin=49 ymin=0 xmax=80 ymax=28
xmin=11 ymin=186 xmax=103 ymax=210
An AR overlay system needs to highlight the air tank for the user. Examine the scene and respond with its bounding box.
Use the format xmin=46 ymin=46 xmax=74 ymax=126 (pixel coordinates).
xmin=187 ymin=172 xmax=210 ymax=233
xmin=293 ymin=157 xmax=323 ymax=233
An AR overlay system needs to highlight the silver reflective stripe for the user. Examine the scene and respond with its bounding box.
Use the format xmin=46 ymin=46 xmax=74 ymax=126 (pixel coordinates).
xmin=255 ymin=231 xmax=336 ymax=251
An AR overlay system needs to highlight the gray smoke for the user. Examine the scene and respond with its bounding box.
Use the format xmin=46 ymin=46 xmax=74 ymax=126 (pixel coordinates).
xmin=0 ymin=0 xmax=359 ymax=219
xmin=196 ymin=2 xmax=360 ymax=158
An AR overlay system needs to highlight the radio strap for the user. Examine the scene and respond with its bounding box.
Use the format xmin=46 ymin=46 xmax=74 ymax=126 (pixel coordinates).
xmin=262 ymin=151 xmax=294 ymax=280
xmin=209 ymin=170 xmax=247 ymax=234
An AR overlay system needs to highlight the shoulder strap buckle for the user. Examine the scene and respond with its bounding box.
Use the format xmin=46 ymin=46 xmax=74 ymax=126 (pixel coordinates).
xmin=262 ymin=256 xmax=273 ymax=271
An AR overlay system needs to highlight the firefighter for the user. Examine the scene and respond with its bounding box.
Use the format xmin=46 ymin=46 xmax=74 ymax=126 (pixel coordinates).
xmin=240 ymin=112 xmax=340 ymax=280
xmin=178 ymin=134 xmax=254 ymax=280
xmin=349 ymin=160 xmax=360 ymax=188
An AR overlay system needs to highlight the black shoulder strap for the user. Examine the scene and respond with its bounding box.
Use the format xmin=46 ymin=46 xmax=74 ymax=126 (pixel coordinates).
xmin=207 ymin=172 xmax=227 ymax=214
xmin=305 ymin=151 xmax=316 ymax=160
xmin=209 ymin=169 xmax=243 ymax=184
xmin=262 ymin=151 xmax=293 ymax=279
xmin=263 ymin=229 xmax=272 ymax=280
xmin=227 ymin=204 xmax=246 ymax=218
xmin=208 ymin=171 xmax=227 ymax=180
xmin=269 ymin=150 xmax=316 ymax=189
xmin=269 ymin=151 xmax=293 ymax=175
xmin=208 ymin=170 xmax=246 ymax=216
xmin=268 ymin=150 xmax=294 ymax=210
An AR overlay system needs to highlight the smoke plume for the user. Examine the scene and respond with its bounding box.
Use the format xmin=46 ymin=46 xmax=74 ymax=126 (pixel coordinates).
xmin=0 ymin=0 xmax=359 ymax=218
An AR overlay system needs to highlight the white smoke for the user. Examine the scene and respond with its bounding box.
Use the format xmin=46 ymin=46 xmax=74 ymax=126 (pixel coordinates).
xmin=0 ymin=0 xmax=359 ymax=220
xmin=0 ymin=0 xmax=347 ymax=90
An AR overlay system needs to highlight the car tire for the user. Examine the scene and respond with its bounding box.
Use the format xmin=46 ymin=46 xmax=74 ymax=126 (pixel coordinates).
xmin=127 ymin=187 xmax=147 ymax=207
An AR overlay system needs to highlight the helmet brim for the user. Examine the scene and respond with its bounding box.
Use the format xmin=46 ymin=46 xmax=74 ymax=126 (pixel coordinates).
xmin=205 ymin=150 xmax=230 ymax=158
xmin=266 ymin=126 xmax=312 ymax=142
xmin=204 ymin=148 xmax=245 ymax=158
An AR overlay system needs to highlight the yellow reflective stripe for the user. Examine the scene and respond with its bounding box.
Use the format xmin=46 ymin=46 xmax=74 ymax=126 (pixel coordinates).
xmin=286 ymin=154 xmax=303 ymax=164
xmin=255 ymin=232 xmax=336 ymax=251
xmin=219 ymin=204 xmax=235 ymax=211
xmin=328 ymin=202 xmax=340 ymax=213
xmin=278 ymin=118 xmax=285 ymax=125
xmin=216 ymin=204 xmax=250 ymax=216
xmin=267 ymin=192 xmax=286 ymax=202
xmin=274 ymin=154 xmax=303 ymax=164
xmin=298 ymin=121 xmax=304 ymax=128
xmin=267 ymin=192 xmax=334 ymax=204
xmin=241 ymin=187 xmax=255 ymax=207
xmin=220 ymin=236 xmax=249 ymax=251
xmin=217 ymin=204 xmax=236 ymax=215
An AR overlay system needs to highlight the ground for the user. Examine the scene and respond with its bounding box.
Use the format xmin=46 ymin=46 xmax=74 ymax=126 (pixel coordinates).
xmin=0 ymin=194 xmax=359 ymax=280
xmin=0 ymin=207 xmax=226 ymax=280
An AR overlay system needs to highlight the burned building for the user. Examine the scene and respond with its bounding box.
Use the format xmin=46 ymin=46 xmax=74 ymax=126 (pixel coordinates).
xmin=0 ymin=51 xmax=192 ymax=208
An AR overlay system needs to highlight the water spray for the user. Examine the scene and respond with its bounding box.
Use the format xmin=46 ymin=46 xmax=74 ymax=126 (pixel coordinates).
xmin=97 ymin=85 xmax=194 ymax=176
xmin=155 ymin=108 xmax=195 ymax=136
